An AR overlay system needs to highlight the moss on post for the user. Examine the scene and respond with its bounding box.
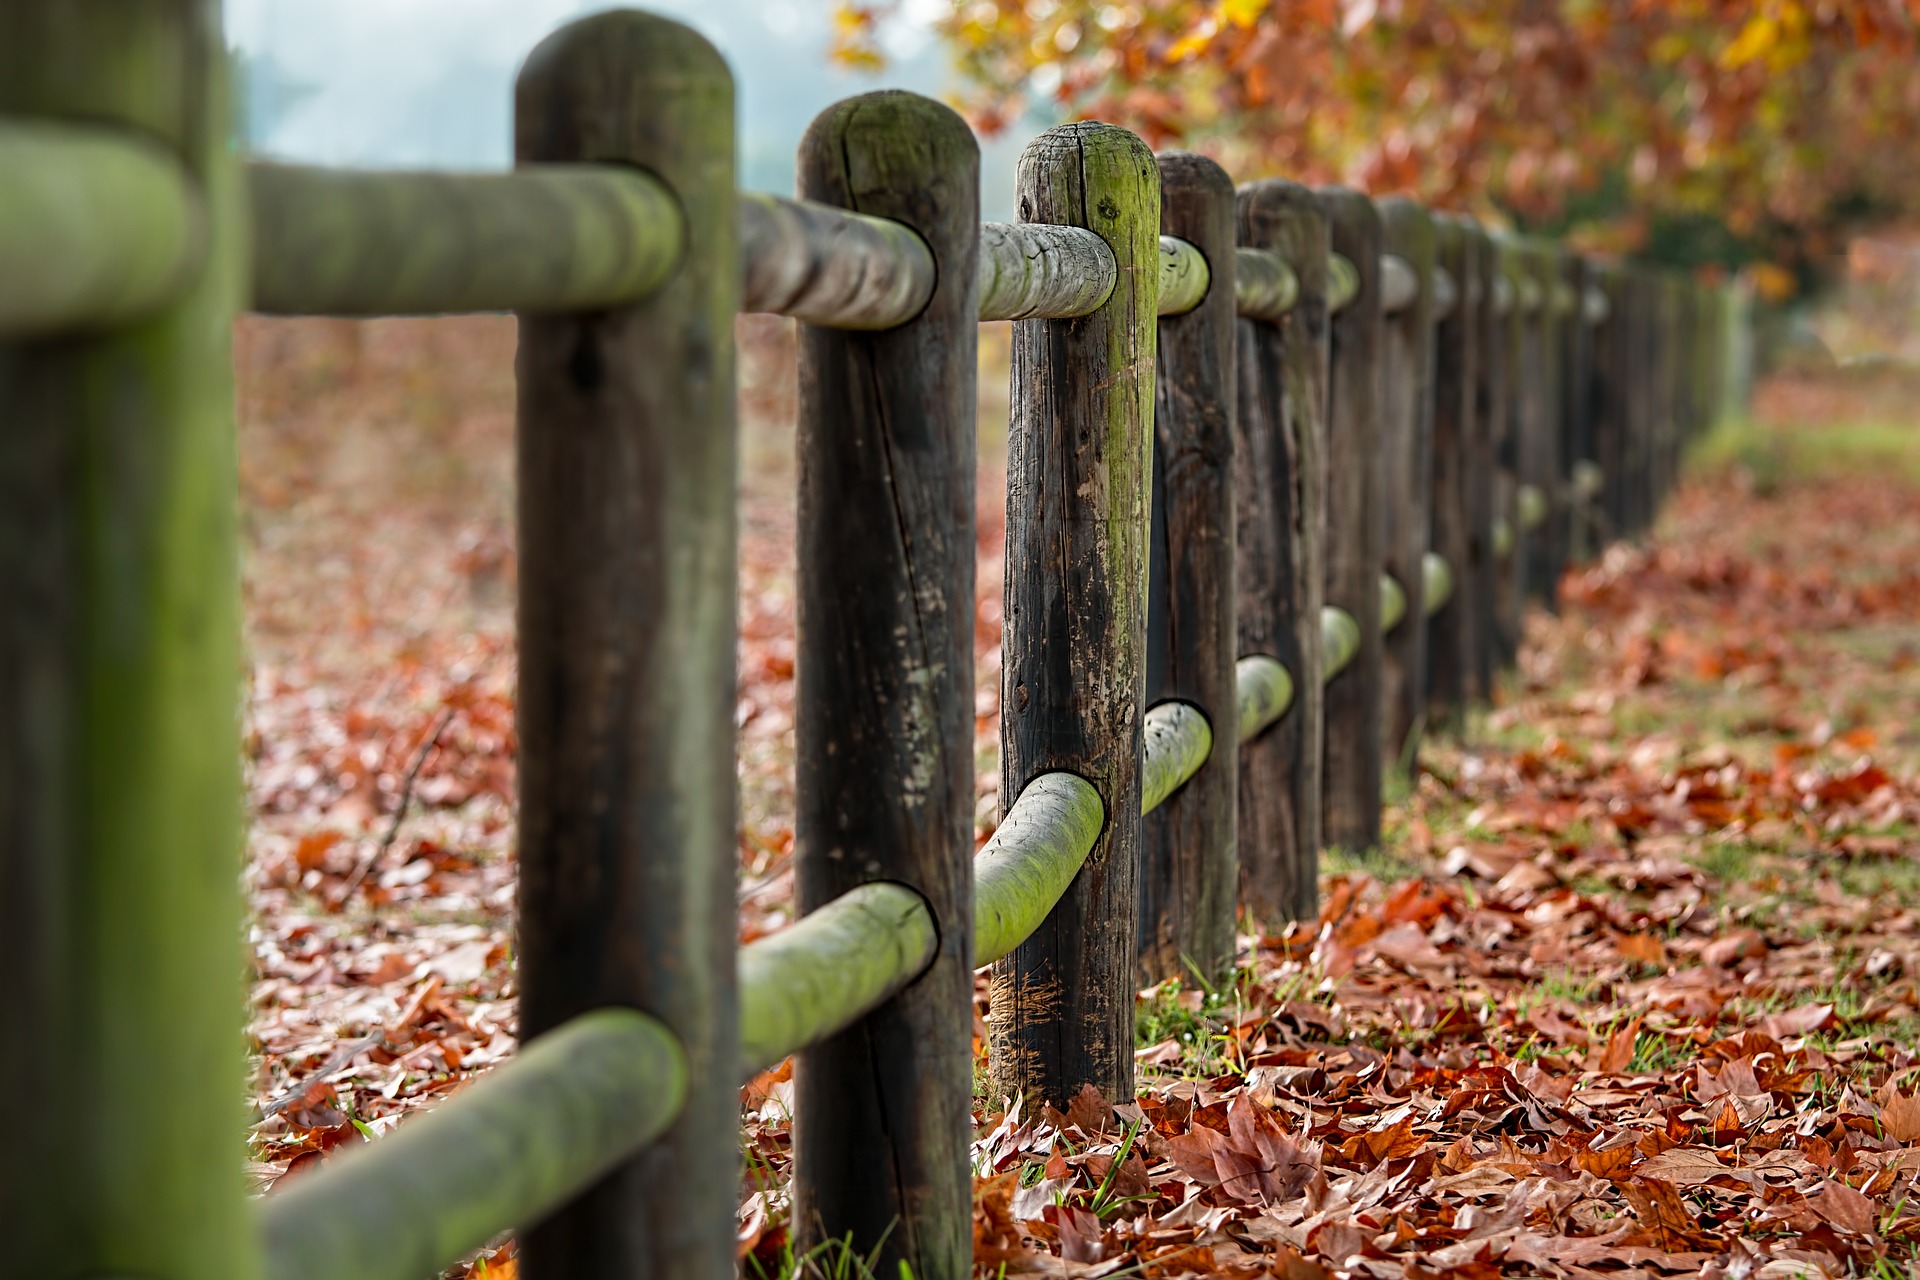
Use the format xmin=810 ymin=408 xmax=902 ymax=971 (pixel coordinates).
xmin=0 ymin=3 xmax=253 ymax=1277
xmin=994 ymin=121 xmax=1160 ymax=1107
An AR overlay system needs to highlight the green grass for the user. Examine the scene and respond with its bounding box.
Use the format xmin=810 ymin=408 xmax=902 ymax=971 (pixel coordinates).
xmin=1323 ymin=843 xmax=1423 ymax=883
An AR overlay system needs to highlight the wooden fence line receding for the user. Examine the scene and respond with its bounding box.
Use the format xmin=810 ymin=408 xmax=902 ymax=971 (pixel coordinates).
xmin=993 ymin=120 xmax=1160 ymax=1111
xmin=1 ymin=6 xmax=1744 ymax=1277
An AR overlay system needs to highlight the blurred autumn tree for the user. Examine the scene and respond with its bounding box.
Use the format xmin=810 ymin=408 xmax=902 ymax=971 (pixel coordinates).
xmin=836 ymin=0 xmax=1920 ymax=287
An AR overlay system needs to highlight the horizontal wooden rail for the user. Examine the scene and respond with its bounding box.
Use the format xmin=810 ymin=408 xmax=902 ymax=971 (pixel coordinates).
xmin=1490 ymin=273 xmax=1515 ymax=316
xmin=1430 ymin=265 xmax=1458 ymax=321
xmin=1583 ymin=284 xmax=1611 ymax=325
xmin=739 ymin=191 xmax=936 ymax=328
xmin=1156 ymin=235 xmax=1210 ymax=316
xmin=0 ymin=119 xmax=206 ymax=337
xmin=261 ymin=1010 xmax=686 ymax=1280
xmin=1516 ymin=482 xmax=1549 ymax=531
xmin=1234 ymin=247 xmax=1299 ymax=321
xmin=738 ymin=882 xmax=938 ymax=1072
xmin=1323 ymin=605 xmax=1362 ymax=681
xmin=1379 ymin=252 xmax=1419 ymax=314
xmin=1235 ymin=654 xmax=1295 ymax=741
xmin=972 ymin=773 xmax=1107 ymax=966
xmin=1327 ymin=251 xmax=1360 ymax=313
xmin=1422 ymin=551 xmax=1453 ymax=617
xmin=1380 ymin=572 xmax=1409 ymax=634
xmin=1140 ymin=701 xmax=1213 ymax=814
xmin=977 ymin=221 xmax=1115 ymax=320
xmin=249 ymin=162 xmax=685 ymax=315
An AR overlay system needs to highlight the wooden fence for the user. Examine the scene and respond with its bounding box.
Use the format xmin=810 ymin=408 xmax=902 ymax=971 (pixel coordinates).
xmin=0 ymin=5 xmax=1738 ymax=1280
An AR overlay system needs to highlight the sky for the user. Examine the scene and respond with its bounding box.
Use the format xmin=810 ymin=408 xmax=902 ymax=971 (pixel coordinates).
xmin=226 ymin=0 xmax=1040 ymax=220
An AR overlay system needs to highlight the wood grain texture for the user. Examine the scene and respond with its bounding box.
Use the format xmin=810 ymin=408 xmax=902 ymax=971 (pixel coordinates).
xmin=1376 ymin=198 xmax=1436 ymax=773
xmin=1425 ymin=215 xmax=1479 ymax=723
xmin=1234 ymin=179 xmax=1327 ymax=922
xmin=1464 ymin=220 xmax=1503 ymax=699
xmin=791 ymin=90 xmax=980 ymax=1280
xmin=1316 ymin=188 xmax=1384 ymax=854
xmin=993 ymin=121 xmax=1159 ymax=1109
xmin=0 ymin=3 xmax=253 ymax=1275
xmin=739 ymin=189 xmax=935 ymax=328
xmin=1139 ymin=152 xmax=1238 ymax=986
xmin=513 ymin=15 xmax=739 ymax=1280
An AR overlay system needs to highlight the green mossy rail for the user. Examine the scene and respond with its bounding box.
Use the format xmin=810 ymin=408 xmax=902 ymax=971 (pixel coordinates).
xmin=1323 ymin=606 xmax=1363 ymax=681
xmin=738 ymin=881 xmax=938 ymax=1072
xmin=261 ymin=1010 xmax=686 ymax=1280
xmin=0 ymin=119 xmax=206 ymax=337
xmin=1234 ymin=248 xmax=1299 ymax=322
xmin=1139 ymin=701 xmax=1214 ymax=815
xmin=1235 ymin=654 xmax=1295 ymax=741
xmin=1516 ymin=482 xmax=1549 ymax=532
xmin=1422 ymin=552 xmax=1454 ymax=617
xmin=249 ymin=162 xmax=686 ymax=315
xmin=1327 ymin=251 xmax=1361 ymax=314
xmin=1380 ymin=571 xmax=1410 ymax=634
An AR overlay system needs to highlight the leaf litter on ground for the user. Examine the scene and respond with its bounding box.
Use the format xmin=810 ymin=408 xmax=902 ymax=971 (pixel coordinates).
xmin=238 ymin=322 xmax=1920 ymax=1278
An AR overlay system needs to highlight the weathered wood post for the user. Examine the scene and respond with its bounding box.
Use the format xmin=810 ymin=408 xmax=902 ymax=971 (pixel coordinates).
xmin=1587 ymin=264 xmax=1627 ymax=540
xmin=1 ymin=4 xmax=252 ymax=1275
xmin=1617 ymin=267 xmax=1651 ymax=538
xmin=1427 ymin=215 xmax=1479 ymax=721
xmin=1556 ymin=252 xmax=1592 ymax=565
xmin=1139 ymin=153 xmax=1238 ymax=982
xmin=1491 ymin=237 xmax=1529 ymax=664
xmin=514 ymin=15 xmax=739 ymax=1279
xmin=1456 ymin=218 xmax=1498 ymax=703
xmin=1376 ymin=199 xmax=1436 ymax=770
xmin=1519 ymin=242 xmax=1563 ymax=606
xmin=1476 ymin=230 xmax=1517 ymax=679
xmin=1233 ymin=180 xmax=1327 ymax=923
xmin=993 ymin=122 xmax=1158 ymax=1107
xmin=791 ymin=92 xmax=980 ymax=1280
xmin=1316 ymin=189 xmax=1384 ymax=854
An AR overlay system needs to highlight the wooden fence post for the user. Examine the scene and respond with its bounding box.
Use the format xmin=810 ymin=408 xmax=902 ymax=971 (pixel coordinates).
xmin=1140 ymin=153 xmax=1239 ymax=982
xmin=1519 ymin=242 xmax=1564 ymax=607
xmin=514 ymin=15 xmax=739 ymax=1279
xmin=1427 ymin=215 xmax=1479 ymax=721
xmin=1619 ymin=268 xmax=1652 ymax=538
xmin=1316 ymin=189 xmax=1384 ymax=853
xmin=790 ymin=92 xmax=979 ymax=1280
xmin=1233 ymin=180 xmax=1327 ymax=923
xmin=1476 ymin=230 xmax=1517 ymax=680
xmin=1491 ymin=238 xmax=1529 ymax=664
xmin=993 ymin=122 xmax=1159 ymax=1108
xmin=1558 ymin=251 xmax=1596 ymax=566
xmin=1 ymin=4 xmax=252 ymax=1275
xmin=1377 ymin=199 xmax=1437 ymax=770
xmin=1587 ymin=265 xmax=1627 ymax=541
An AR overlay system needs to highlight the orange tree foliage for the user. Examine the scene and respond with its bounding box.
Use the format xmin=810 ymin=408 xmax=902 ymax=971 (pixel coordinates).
xmin=838 ymin=0 xmax=1920 ymax=275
